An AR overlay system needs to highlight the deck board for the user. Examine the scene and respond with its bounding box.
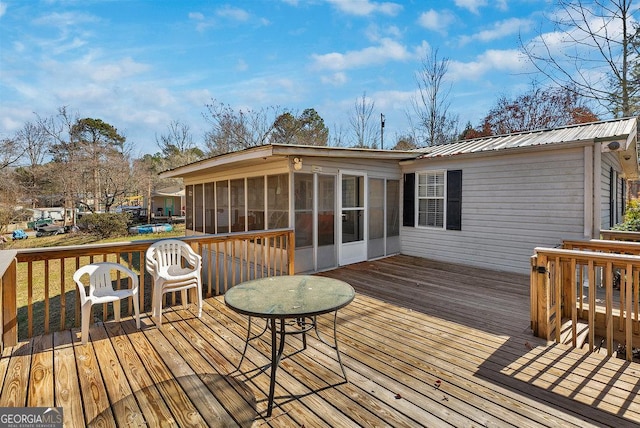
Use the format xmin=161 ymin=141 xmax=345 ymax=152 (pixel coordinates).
xmin=2 ymin=255 xmax=640 ymax=427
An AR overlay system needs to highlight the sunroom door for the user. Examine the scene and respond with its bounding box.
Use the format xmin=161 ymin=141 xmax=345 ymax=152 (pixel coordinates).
xmin=339 ymin=172 xmax=367 ymax=265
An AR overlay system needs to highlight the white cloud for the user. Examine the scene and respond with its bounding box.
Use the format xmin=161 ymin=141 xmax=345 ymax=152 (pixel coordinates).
xmin=417 ymin=9 xmax=456 ymax=34
xmin=448 ymin=49 xmax=527 ymax=81
xmin=414 ymin=40 xmax=430 ymax=59
xmin=32 ymin=11 xmax=99 ymax=28
xmin=365 ymin=23 xmax=402 ymax=42
xmin=325 ymin=0 xmax=402 ymax=17
xmin=89 ymin=57 xmax=151 ymax=82
xmin=188 ymin=12 xmax=204 ymax=20
xmin=188 ymin=11 xmax=215 ymax=32
xmin=0 ymin=2 xmax=7 ymax=18
xmin=236 ymin=59 xmax=248 ymax=72
xmin=311 ymin=38 xmax=411 ymax=71
xmin=216 ymin=6 xmax=250 ymax=21
xmin=459 ymin=18 xmax=533 ymax=45
xmin=454 ymin=0 xmax=487 ymax=14
xmin=321 ymin=72 xmax=348 ymax=86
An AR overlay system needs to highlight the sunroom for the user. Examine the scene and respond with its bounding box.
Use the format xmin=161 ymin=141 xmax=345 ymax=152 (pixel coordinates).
xmin=162 ymin=144 xmax=415 ymax=273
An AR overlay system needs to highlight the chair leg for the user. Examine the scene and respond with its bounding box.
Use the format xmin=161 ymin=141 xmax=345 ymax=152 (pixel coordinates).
xmin=181 ymin=289 xmax=188 ymax=309
xmin=133 ymin=293 xmax=141 ymax=329
xmin=196 ymin=282 xmax=203 ymax=318
xmin=152 ymin=285 xmax=163 ymax=326
xmin=156 ymin=295 xmax=163 ymax=326
xmin=81 ymin=303 xmax=92 ymax=345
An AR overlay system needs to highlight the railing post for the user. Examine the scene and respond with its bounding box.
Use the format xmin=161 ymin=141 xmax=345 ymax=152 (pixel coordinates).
xmin=532 ymin=253 xmax=550 ymax=340
xmin=288 ymin=230 xmax=295 ymax=275
xmin=561 ymin=258 xmax=573 ymax=319
xmin=530 ymin=255 xmax=538 ymax=333
xmin=1 ymin=255 xmax=18 ymax=347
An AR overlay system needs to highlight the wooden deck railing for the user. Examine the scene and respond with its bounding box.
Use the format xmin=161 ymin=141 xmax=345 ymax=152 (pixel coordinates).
xmin=0 ymin=250 xmax=17 ymax=352
xmin=1 ymin=229 xmax=295 ymax=347
xmin=531 ymin=244 xmax=640 ymax=361
xmin=600 ymin=229 xmax=640 ymax=242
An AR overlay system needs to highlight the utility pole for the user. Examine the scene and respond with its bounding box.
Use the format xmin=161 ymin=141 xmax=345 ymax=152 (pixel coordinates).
xmin=380 ymin=113 xmax=385 ymax=150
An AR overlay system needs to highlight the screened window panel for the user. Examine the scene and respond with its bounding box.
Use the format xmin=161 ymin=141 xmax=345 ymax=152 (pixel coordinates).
xmin=294 ymin=173 xmax=313 ymax=248
xmin=386 ymin=180 xmax=399 ymax=236
xmin=267 ymin=174 xmax=289 ymax=229
xmin=194 ymin=183 xmax=204 ymax=232
xmin=215 ymin=181 xmax=229 ymax=233
xmin=185 ymin=185 xmax=193 ymax=230
xmin=368 ymin=178 xmax=384 ymax=240
xmin=318 ymin=175 xmax=335 ymax=246
xmin=230 ymin=179 xmax=245 ymax=232
xmin=247 ymin=176 xmax=265 ymax=231
xmin=204 ymin=182 xmax=215 ymax=234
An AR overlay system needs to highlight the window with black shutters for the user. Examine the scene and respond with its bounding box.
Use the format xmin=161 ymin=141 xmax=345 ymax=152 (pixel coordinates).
xmin=403 ymin=169 xmax=462 ymax=230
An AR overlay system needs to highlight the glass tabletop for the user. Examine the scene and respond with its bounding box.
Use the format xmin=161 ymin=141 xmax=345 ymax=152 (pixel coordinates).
xmin=224 ymin=275 xmax=355 ymax=318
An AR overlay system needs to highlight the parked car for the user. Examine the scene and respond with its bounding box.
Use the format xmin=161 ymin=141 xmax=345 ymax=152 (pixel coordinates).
xmin=12 ymin=229 xmax=28 ymax=240
xmin=35 ymin=224 xmax=66 ymax=237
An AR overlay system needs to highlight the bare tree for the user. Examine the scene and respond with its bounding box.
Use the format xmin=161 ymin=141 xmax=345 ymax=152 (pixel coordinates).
xmin=13 ymin=121 xmax=51 ymax=208
xmin=0 ymin=137 xmax=21 ymax=170
xmin=37 ymin=107 xmax=82 ymax=220
xmin=348 ymin=92 xmax=379 ymax=148
xmin=521 ymin=0 xmax=639 ymax=117
xmin=330 ymin=123 xmax=348 ymax=147
xmin=409 ymin=49 xmax=459 ymax=147
xmin=476 ymin=84 xmax=600 ymax=136
xmin=156 ymin=120 xmax=204 ymax=168
xmin=203 ymin=100 xmax=282 ymax=155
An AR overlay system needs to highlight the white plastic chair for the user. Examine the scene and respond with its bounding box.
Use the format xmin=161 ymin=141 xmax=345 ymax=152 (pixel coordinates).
xmin=73 ymin=262 xmax=141 ymax=345
xmin=145 ymin=239 xmax=203 ymax=326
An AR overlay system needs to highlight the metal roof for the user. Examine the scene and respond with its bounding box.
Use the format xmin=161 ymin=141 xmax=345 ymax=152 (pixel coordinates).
xmin=414 ymin=117 xmax=638 ymax=159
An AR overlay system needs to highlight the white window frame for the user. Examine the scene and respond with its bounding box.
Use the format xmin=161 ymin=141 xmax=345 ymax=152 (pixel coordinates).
xmin=416 ymin=170 xmax=446 ymax=229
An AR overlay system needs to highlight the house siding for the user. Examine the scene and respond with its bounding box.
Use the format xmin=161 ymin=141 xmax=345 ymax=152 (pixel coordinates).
xmin=600 ymin=152 xmax=624 ymax=230
xmin=401 ymin=147 xmax=586 ymax=275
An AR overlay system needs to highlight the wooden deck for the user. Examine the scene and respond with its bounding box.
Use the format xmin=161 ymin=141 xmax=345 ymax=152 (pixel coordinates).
xmin=2 ymin=255 xmax=640 ymax=427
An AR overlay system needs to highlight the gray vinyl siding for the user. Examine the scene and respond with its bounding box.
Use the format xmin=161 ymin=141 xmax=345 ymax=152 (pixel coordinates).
xmin=401 ymin=147 xmax=586 ymax=275
xmin=600 ymin=152 xmax=624 ymax=230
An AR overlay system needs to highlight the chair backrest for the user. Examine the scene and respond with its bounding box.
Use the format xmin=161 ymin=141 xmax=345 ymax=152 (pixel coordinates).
xmin=73 ymin=263 xmax=116 ymax=299
xmin=146 ymin=239 xmax=200 ymax=274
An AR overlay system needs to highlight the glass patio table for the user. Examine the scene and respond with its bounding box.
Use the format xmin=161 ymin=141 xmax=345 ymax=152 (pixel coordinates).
xmin=224 ymin=274 xmax=355 ymax=417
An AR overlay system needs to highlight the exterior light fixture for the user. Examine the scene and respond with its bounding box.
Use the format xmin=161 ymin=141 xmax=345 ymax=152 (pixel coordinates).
xmin=292 ymin=157 xmax=302 ymax=170
xmin=607 ymin=141 xmax=621 ymax=151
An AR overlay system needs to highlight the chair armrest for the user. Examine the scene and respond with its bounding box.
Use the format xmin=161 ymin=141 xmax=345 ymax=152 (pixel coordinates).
xmin=145 ymin=248 xmax=160 ymax=275
xmin=182 ymin=246 xmax=202 ymax=270
xmin=105 ymin=262 xmax=139 ymax=292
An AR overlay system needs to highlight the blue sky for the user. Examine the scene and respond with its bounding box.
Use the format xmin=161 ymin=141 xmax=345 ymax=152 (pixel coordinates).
xmin=1 ymin=0 xmax=565 ymax=156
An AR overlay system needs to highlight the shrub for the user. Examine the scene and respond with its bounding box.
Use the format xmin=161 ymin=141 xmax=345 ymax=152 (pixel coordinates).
xmin=613 ymin=199 xmax=640 ymax=231
xmin=78 ymin=213 xmax=130 ymax=238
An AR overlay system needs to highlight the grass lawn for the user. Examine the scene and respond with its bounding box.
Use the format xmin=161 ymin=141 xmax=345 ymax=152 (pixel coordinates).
xmin=3 ymin=225 xmax=186 ymax=339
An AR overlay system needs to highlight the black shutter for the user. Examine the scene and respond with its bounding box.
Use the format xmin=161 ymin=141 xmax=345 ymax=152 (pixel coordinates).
xmin=622 ymin=178 xmax=626 ymax=218
xmin=446 ymin=170 xmax=462 ymax=230
xmin=609 ymin=167 xmax=615 ymax=228
xmin=403 ymin=173 xmax=415 ymax=227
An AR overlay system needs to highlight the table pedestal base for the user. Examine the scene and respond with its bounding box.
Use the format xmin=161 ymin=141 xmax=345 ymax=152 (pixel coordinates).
xmin=237 ymin=312 xmax=347 ymax=417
